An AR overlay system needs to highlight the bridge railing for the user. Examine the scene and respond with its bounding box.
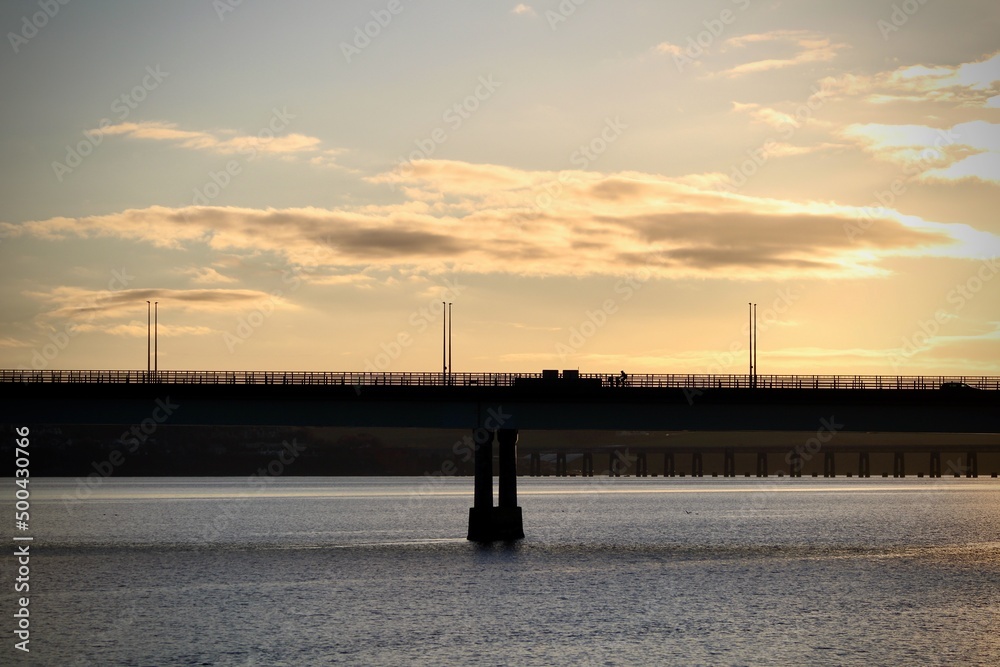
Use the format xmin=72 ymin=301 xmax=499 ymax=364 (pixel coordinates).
xmin=1 ymin=369 xmax=998 ymax=390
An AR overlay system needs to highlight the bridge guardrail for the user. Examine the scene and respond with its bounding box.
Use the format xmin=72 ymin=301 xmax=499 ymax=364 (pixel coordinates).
xmin=1 ymin=370 xmax=997 ymax=390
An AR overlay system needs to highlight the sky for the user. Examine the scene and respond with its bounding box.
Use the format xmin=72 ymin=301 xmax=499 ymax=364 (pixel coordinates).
xmin=0 ymin=0 xmax=998 ymax=377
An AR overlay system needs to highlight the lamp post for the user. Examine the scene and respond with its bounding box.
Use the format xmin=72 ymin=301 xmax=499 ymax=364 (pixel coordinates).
xmin=748 ymin=302 xmax=752 ymax=383
xmin=448 ymin=302 xmax=452 ymax=385
xmin=154 ymin=301 xmax=158 ymax=379
xmin=442 ymin=301 xmax=447 ymax=381
xmin=146 ymin=300 xmax=151 ymax=381
xmin=753 ymin=302 xmax=757 ymax=387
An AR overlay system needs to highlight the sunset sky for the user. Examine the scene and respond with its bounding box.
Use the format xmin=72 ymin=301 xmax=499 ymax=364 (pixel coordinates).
xmin=1 ymin=0 xmax=998 ymax=376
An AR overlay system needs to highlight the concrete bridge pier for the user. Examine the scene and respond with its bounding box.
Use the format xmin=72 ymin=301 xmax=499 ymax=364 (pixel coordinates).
xmin=756 ymin=452 xmax=767 ymax=477
xmin=529 ymin=451 xmax=541 ymax=477
xmin=664 ymin=451 xmax=675 ymax=477
xmin=555 ymin=452 xmax=566 ymax=476
xmin=468 ymin=429 xmax=524 ymax=541
xmin=824 ymin=451 xmax=835 ymax=478
xmin=609 ymin=452 xmax=620 ymax=477
xmin=967 ymin=451 xmax=978 ymax=478
xmin=893 ymin=452 xmax=905 ymax=478
xmin=636 ymin=452 xmax=648 ymax=477
xmin=582 ymin=452 xmax=594 ymax=477
xmin=930 ymin=452 xmax=941 ymax=478
xmin=788 ymin=453 xmax=802 ymax=477
xmin=859 ymin=452 xmax=870 ymax=478
xmin=692 ymin=452 xmax=703 ymax=478
xmin=724 ymin=450 xmax=735 ymax=477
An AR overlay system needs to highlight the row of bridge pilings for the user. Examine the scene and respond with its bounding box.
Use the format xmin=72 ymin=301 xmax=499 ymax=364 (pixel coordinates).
xmin=526 ymin=450 xmax=989 ymax=478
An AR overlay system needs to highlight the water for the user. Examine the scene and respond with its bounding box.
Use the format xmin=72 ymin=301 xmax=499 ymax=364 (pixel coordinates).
xmin=9 ymin=477 xmax=1000 ymax=666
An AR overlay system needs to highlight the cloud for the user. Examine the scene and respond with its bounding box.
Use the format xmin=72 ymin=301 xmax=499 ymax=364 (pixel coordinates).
xmin=512 ymin=3 xmax=536 ymax=16
xmin=180 ymin=266 xmax=238 ymax=285
xmin=25 ymin=286 xmax=292 ymax=321
xmin=654 ymin=42 xmax=685 ymax=58
xmin=99 ymin=120 xmax=326 ymax=157
xmin=818 ymin=51 xmax=1000 ymax=107
xmin=718 ymin=30 xmax=847 ymax=77
xmin=5 ymin=159 xmax=995 ymax=281
xmin=842 ymin=121 xmax=1000 ymax=183
xmin=75 ymin=322 xmax=216 ymax=337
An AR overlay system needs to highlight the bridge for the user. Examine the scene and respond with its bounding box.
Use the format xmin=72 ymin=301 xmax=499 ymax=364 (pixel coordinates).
xmin=3 ymin=369 xmax=999 ymax=541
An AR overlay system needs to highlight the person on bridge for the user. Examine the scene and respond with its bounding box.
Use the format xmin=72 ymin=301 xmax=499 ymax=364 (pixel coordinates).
xmin=620 ymin=370 xmax=628 ymax=387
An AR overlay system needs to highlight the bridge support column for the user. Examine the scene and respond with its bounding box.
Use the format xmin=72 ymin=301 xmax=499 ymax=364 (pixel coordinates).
xmin=609 ymin=452 xmax=619 ymax=477
xmin=582 ymin=452 xmax=594 ymax=477
xmin=858 ymin=452 xmax=870 ymax=478
xmin=468 ymin=429 xmax=523 ymax=541
xmin=824 ymin=451 xmax=835 ymax=478
xmin=664 ymin=451 xmax=675 ymax=477
xmin=893 ymin=452 xmax=905 ymax=478
xmin=724 ymin=450 xmax=735 ymax=478
xmin=636 ymin=452 xmax=648 ymax=477
xmin=556 ymin=452 xmax=567 ymax=477
xmin=929 ymin=452 xmax=941 ymax=478
xmin=692 ymin=452 xmax=703 ymax=477
xmin=967 ymin=451 xmax=978 ymax=478
xmin=788 ymin=452 xmax=801 ymax=477
xmin=756 ymin=452 xmax=767 ymax=477
xmin=530 ymin=451 xmax=541 ymax=477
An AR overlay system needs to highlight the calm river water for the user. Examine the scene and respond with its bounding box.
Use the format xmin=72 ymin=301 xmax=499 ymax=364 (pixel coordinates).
xmin=8 ymin=477 xmax=1000 ymax=666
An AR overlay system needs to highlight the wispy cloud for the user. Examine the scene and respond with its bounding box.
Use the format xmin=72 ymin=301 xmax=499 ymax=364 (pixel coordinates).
xmin=818 ymin=51 xmax=1000 ymax=106
xmin=26 ymin=287 xmax=293 ymax=321
xmin=512 ymin=3 xmax=536 ymax=17
xmin=100 ymin=120 xmax=325 ymax=156
xmin=842 ymin=121 xmax=1000 ymax=183
xmin=717 ymin=30 xmax=847 ymax=77
xmin=179 ymin=266 xmax=238 ymax=285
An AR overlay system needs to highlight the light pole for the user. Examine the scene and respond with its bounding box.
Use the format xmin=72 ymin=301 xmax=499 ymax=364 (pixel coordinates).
xmin=448 ymin=302 xmax=453 ymax=385
xmin=442 ymin=301 xmax=447 ymax=381
xmin=154 ymin=301 xmax=158 ymax=378
xmin=146 ymin=300 xmax=151 ymax=381
xmin=753 ymin=302 xmax=757 ymax=387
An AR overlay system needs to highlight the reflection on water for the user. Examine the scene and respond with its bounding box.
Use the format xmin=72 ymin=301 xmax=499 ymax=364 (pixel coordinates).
xmin=21 ymin=477 xmax=1000 ymax=666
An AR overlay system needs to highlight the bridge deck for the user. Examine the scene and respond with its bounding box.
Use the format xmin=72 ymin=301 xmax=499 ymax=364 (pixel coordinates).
xmin=2 ymin=369 xmax=999 ymax=391
xmin=2 ymin=371 xmax=998 ymax=433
